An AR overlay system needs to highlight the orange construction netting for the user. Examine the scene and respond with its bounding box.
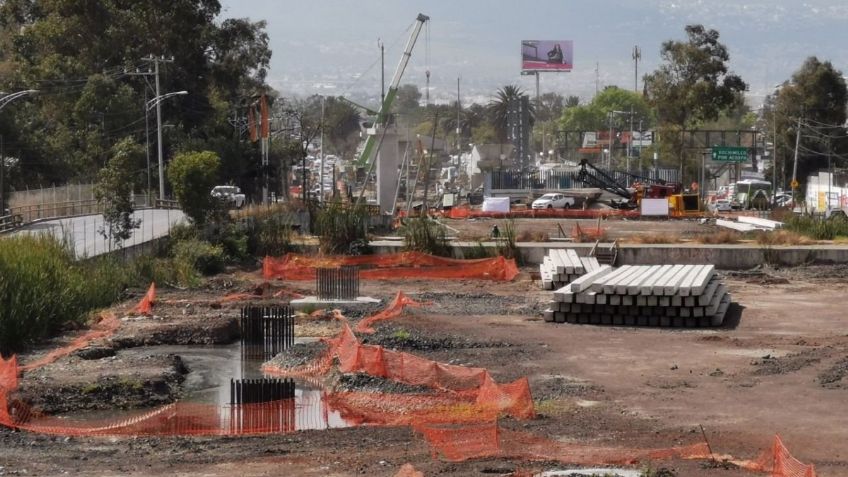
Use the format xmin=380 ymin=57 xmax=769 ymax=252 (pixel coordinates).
xmin=218 ymin=281 xmax=305 ymax=303
xmin=354 ymin=291 xmax=425 ymax=334
xmin=133 ymin=282 xmax=156 ymax=315
xmin=441 ymin=205 xmax=641 ymax=220
xmin=738 ymin=435 xmax=817 ymax=477
xmin=416 ymin=420 xmax=711 ymax=464
xmin=18 ymin=312 xmax=120 ymax=373
xmin=262 ymin=252 xmax=519 ymax=282
xmin=0 ymin=292 xmax=821 ymax=475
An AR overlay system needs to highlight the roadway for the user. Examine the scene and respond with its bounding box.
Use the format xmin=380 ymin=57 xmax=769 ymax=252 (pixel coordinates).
xmin=14 ymin=208 xmax=186 ymax=259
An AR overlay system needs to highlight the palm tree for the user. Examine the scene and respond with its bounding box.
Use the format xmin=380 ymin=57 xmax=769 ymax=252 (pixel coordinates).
xmin=488 ymin=85 xmax=535 ymax=143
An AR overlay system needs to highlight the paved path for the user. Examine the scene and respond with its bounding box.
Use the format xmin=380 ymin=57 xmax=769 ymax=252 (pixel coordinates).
xmin=14 ymin=209 xmax=186 ymax=258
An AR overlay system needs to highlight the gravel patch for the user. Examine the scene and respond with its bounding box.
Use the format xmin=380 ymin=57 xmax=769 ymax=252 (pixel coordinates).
xmin=819 ymin=357 xmax=848 ymax=389
xmin=335 ymin=373 xmax=433 ymax=395
xmin=264 ymin=341 xmax=328 ymax=369
xmin=751 ymin=349 xmax=823 ymax=376
xmin=411 ymin=292 xmax=538 ymax=316
xmin=359 ymin=326 xmax=511 ymax=352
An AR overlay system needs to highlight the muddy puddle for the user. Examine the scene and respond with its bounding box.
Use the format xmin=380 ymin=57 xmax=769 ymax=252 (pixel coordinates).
xmin=61 ymin=342 xmax=353 ymax=432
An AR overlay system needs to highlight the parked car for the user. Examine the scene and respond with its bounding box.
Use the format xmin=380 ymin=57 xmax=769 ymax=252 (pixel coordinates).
xmin=773 ymin=193 xmax=792 ymax=207
xmin=711 ymin=199 xmax=732 ymax=212
xmin=531 ymin=193 xmax=575 ymax=209
xmin=210 ymin=185 xmax=246 ymax=208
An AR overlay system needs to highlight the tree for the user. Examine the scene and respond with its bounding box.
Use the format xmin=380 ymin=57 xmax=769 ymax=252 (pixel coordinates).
xmin=643 ymin=25 xmax=747 ymax=178
xmin=559 ymin=86 xmax=652 ymax=132
xmin=537 ymin=92 xmax=566 ymax=123
xmin=168 ymin=150 xmax=221 ymax=224
xmin=488 ymin=85 xmax=535 ymax=143
xmin=94 ymin=137 xmax=143 ymax=247
xmin=764 ymin=57 xmax=848 ymax=194
xmin=322 ymin=96 xmax=361 ymax=160
xmin=0 ymin=0 xmax=271 ymax=187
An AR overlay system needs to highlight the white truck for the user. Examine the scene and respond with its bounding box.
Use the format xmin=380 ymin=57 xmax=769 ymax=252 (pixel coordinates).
xmin=210 ymin=185 xmax=246 ymax=209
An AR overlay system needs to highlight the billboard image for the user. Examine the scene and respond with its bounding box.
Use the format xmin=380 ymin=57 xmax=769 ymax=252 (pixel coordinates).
xmin=522 ymin=40 xmax=573 ymax=72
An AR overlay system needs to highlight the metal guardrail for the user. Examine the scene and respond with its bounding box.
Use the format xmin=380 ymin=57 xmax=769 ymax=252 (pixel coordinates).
xmin=154 ymin=199 xmax=180 ymax=209
xmin=0 ymin=214 xmax=23 ymax=232
xmin=3 ymin=198 xmax=180 ymax=228
xmin=9 ymin=199 xmax=102 ymax=224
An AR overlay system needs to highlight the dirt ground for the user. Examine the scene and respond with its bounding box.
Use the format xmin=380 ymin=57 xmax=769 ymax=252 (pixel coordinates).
xmin=442 ymin=216 xmax=715 ymax=242
xmin=2 ymin=266 xmax=847 ymax=477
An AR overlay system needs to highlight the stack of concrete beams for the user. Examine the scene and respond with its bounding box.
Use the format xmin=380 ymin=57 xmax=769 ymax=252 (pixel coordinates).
xmin=540 ymin=249 xmax=602 ymax=290
xmin=543 ymin=264 xmax=731 ymax=327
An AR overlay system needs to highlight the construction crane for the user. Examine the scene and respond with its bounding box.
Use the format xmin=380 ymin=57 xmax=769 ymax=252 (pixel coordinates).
xmin=576 ymin=159 xmax=699 ymax=215
xmin=355 ymin=13 xmax=429 ymax=167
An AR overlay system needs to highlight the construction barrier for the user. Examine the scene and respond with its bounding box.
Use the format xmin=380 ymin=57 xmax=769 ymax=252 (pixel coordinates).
xmin=0 ymin=291 xmax=821 ymax=475
xmin=355 ymin=291 xmax=424 ymax=334
xmin=133 ymin=282 xmax=156 ymax=315
xmin=263 ymin=252 xmax=519 ymax=282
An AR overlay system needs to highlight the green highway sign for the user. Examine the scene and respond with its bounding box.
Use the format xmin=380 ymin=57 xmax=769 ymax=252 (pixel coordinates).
xmin=711 ymin=146 xmax=749 ymax=162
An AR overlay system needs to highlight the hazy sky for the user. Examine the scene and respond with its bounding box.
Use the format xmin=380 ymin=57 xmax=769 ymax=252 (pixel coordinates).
xmin=220 ymin=0 xmax=848 ymax=105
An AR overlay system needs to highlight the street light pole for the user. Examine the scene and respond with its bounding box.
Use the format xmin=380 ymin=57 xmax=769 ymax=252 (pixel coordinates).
xmin=0 ymin=89 xmax=38 ymax=213
xmin=146 ymin=90 xmax=187 ymax=203
xmin=154 ymin=60 xmax=164 ymax=201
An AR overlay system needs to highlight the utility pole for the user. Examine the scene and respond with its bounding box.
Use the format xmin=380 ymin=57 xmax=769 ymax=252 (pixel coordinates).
xmin=772 ymin=108 xmax=778 ymax=205
xmin=378 ymin=38 xmax=385 ymax=101
xmin=425 ymin=70 xmax=431 ymax=106
xmin=142 ymin=55 xmax=174 ymax=201
xmin=632 ymin=45 xmax=641 ymax=93
xmin=791 ymin=115 xmax=801 ymax=204
xmin=595 ymin=62 xmax=599 ymax=97
xmin=319 ymin=95 xmax=326 ymax=202
xmin=456 ymin=76 xmax=461 ymax=160
xmin=630 ymin=46 xmax=640 ymax=176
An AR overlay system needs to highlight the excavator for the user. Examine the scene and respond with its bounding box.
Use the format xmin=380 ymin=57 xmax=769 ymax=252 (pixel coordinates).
xmin=576 ymin=159 xmax=700 ymax=216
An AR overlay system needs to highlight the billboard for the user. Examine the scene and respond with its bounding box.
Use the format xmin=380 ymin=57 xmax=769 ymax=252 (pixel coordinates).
xmin=522 ymin=40 xmax=573 ymax=72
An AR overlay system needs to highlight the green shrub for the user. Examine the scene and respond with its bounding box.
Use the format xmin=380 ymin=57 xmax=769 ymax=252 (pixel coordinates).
xmin=463 ymin=241 xmax=494 ymax=259
xmin=245 ymin=212 xmax=294 ymax=257
xmin=400 ymin=216 xmax=452 ymax=257
xmin=496 ymin=219 xmax=520 ymax=263
xmin=171 ymin=239 xmax=225 ymax=276
xmin=785 ymin=214 xmax=848 ymax=240
xmin=0 ymin=235 xmax=128 ymax=355
xmin=314 ymin=199 xmax=371 ymax=255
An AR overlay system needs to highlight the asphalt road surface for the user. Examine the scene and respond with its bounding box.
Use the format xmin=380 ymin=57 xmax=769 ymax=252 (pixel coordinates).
xmin=14 ymin=208 xmax=186 ymax=258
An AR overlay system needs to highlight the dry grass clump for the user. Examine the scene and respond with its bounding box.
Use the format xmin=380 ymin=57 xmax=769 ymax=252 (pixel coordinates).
xmin=627 ymin=233 xmax=681 ymax=244
xmin=516 ymin=230 xmax=550 ymax=242
xmin=753 ymin=230 xmax=814 ymax=246
xmin=694 ymin=230 xmax=742 ymax=244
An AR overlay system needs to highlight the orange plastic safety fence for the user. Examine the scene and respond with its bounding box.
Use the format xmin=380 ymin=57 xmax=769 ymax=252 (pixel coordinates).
xmin=355 ymin=291 xmax=425 ymax=334
xmin=572 ymin=223 xmax=607 ymax=242
xmin=218 ymin=282 xmax=305 ymax=303
xmin=18 ymin=313 xmax=119 ymax=373
xmin=416 ymin=421 xmax=711 ymax=466
xmin=263 ymin=252 xmax=519 ymax=282
xmin=133 ymin=282 xmax=156 ymax=315
xmin=1 ymin=397 xmax=303 ymax=437
xmin=743 ymin=435 xmax=817 ymax=477
xmin=265 ymin=321 xmax=534 ymax=421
